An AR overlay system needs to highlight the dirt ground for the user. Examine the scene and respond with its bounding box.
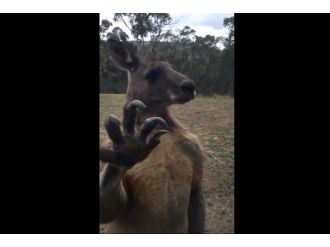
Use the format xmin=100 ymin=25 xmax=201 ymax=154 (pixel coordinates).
xmin=100 ymin=94 xmax=234 ymax=233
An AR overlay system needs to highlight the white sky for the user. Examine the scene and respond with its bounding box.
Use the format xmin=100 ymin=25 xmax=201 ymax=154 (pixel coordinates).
xmin=100 ymin=13 xmax=233 ymax=42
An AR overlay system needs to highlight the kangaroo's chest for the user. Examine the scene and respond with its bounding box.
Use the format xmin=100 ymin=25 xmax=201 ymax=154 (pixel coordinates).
xmin=114 ymin=139 xmax=194 ymax=232
xmin=106 ymin=133 xmax=202 ymax=233
xmin=124 ymin=144 xmax=194 ymax=214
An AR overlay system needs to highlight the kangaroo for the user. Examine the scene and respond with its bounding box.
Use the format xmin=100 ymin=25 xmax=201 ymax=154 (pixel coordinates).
xmin=100 ymin=39 xmax=205 ymax=233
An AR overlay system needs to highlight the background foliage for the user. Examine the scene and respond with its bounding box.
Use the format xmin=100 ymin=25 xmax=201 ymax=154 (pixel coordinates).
xmin=100 ymin=14 xmax=234 ymax=96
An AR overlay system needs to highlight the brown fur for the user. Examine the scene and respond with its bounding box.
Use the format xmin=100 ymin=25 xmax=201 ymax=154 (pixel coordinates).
xmin=101 ymin=121 xmax=204 ymax=233
xmin=100 ymin=39 xmax=205 ymax=233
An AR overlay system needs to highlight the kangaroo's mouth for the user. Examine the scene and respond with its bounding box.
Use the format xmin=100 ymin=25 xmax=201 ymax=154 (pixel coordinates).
xmin=181 ymin=84 xmax=195 ymax=97
xmin=169 ymin=82 xmax=196 ymax=104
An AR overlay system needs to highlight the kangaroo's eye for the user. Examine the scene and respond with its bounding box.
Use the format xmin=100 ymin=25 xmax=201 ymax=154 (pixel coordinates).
xmin=145 ymin=68 xmax=160 ymax=83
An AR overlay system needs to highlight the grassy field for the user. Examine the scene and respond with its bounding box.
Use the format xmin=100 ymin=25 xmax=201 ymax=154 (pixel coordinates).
xmin=100 ymin=94 xmax=234 ymax=233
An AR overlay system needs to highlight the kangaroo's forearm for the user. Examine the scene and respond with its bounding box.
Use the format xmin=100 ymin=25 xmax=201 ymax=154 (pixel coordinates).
xmin=100 ymin=163 xmax=128 ymax=224
xmin=188 ymin=187 xmax=205 ymax=233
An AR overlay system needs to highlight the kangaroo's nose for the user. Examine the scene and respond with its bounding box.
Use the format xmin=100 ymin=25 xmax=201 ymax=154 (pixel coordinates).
xmin=179 ymin=80 xmax=195 ymax=93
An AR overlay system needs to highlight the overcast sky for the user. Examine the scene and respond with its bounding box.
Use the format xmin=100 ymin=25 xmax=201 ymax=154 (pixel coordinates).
xmin=170 ymin=13 xmax=233 ymax=38
xmin=100 ymin=13 xmax=233 ymax=42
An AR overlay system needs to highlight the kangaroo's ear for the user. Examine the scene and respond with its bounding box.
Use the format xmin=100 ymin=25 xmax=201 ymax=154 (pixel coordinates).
xmin=145 ymin=48 xmax=157 ymax=61
xmin=107 ymin=38 xmax=139 ymax=72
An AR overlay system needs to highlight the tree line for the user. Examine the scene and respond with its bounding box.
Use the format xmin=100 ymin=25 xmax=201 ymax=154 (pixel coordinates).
xmin=100 ymin=14 xmax=234 ymax=96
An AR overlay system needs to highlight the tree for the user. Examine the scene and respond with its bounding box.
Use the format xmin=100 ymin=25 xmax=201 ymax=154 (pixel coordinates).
xmin=178 ymin=26 xmax=196 ymax=44
xmin=219 ymin=16 xmax=234 ymax=96
xmin=113 ymin=13 xmax=175 ymax=49
xmin=148 ymin=14 xmax=176 ymax=46
xmin=223 ymin=16 xmax=234 ymax=48
xmin=100 ymin=19 xmax=112 ymax=40
xmin=100 ymin=14 xmax=235 ymax=97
